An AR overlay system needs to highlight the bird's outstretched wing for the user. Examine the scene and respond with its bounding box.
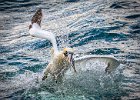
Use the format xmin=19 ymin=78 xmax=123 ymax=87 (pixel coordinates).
xmin=74 ymin=55 xmax=120 ymax=73
xmin=29 ymin=9 xmax=42 ymax=29
xmin=29 ymin=9 xmax=58 ymax=53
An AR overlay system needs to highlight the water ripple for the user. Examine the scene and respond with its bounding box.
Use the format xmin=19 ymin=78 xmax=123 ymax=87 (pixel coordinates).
xmin=0 ymin=0 xmax=140 ymax=99
xmin=110 ymin=1 xmax=140 ymax=9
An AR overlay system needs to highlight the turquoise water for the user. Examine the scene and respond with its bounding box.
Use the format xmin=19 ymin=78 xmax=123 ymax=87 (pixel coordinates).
xmin=0 ymin=0 xmax=140 ymax=99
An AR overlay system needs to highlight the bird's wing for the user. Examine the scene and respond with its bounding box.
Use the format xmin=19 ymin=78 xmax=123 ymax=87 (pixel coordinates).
xmin=31 ymin=8 xmax=42 ymax=27
xmin=74 ymin=55 xmax=120 ymax=73
xmin=29 ymin=9 xmax=58 ymax=53
xmin=29 ymin=9 xmax=42 ymax=29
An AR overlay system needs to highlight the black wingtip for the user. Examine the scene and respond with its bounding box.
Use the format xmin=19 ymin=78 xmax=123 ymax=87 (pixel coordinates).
xmin=29 ymin=8 xmax=42 ymax=29
xmin=105 ymin=62 xmax=111 ymax=74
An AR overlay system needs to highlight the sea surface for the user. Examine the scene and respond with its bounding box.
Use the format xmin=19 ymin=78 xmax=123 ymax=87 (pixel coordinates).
xmin=0 ymin=0 xmax=140 ymax=99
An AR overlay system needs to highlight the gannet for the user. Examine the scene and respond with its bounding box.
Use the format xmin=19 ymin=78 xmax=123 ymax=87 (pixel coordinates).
xmin=29 ymin=9 xmax=76 ymax=82
xmin=29 ymin=9 xmax=120 ymax=82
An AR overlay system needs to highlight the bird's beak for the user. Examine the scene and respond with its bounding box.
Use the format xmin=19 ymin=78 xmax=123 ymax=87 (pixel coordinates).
xmin=68 ymin=52 xmax=75 ymax=68
xmin=69 ymin=53 xmax=77 ymax=73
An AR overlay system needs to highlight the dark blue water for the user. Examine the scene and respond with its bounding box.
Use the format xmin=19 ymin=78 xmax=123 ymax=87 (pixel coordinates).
xmin=0 ymin=0 xmax=140 ymax=99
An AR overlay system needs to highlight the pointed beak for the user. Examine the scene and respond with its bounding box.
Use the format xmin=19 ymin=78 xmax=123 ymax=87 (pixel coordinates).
xmin=68 ymin=52 xmax=75 ymax=68
xmin=69 ymin=53 xmax=77 ymax=73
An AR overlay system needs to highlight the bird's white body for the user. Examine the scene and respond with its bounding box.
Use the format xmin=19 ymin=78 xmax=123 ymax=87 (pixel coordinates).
xmin=42 ymin=51 xmax=73 ymax=81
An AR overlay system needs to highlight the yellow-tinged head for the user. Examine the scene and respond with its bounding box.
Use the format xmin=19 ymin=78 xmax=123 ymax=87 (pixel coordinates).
xmin=63 ymin=48 xmax=74 ymax=55
xmin=63 ymin=47 xmax=75 ymax=68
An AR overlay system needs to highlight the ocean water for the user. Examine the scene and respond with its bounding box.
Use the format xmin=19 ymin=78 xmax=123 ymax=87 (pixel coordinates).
xmin=0 ymin=0 xmax=140 ymax=99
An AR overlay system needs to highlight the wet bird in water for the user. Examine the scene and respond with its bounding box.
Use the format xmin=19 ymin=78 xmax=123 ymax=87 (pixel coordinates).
xmin=29 ymin=9 xmax=76 ymax=82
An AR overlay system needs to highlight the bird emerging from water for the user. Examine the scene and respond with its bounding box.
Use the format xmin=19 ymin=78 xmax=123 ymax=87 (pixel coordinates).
xmin=29 ymin=8 xmax=121 ymax=83
xmin=29 ymin=9 xmax=76 ymax=82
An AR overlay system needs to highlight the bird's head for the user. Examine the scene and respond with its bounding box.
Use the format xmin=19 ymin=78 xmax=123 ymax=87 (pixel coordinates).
xmin=63 ymin=48 xmax=75 ymax=67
